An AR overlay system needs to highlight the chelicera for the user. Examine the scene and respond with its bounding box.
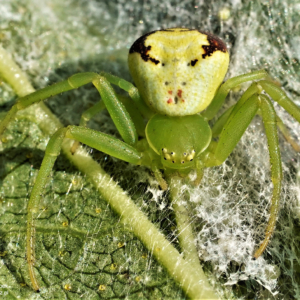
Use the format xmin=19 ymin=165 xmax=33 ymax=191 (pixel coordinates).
xmin=1 ymin=27 xmax=299 ymax=291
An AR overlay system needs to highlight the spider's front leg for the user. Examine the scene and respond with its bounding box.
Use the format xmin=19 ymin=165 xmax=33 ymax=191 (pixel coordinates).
xmin=0 ymin=71 xmax=149 ymax=139
xmin=0 ymin=72 xmax=96 ymax=136
xmin=27 ymin=125 xmax=143 ymax=291
xmin=202 ymin=69 xmax=271 ymax=121
xmin=201 ymin=69 xmax=300 ymax=258
xmin=0 ymin=73 xmax=147 ymax=291
xmin=71 ymin=93 xmax=146 ymax=154
xmin=203 ymin=92 xmax=282 ymax=258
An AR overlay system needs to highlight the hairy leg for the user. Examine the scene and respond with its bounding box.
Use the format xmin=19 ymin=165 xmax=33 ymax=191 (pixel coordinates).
xmin=26 ymin=125 xmax=142 ymax=290
xmin=204 ymin=93 xmax=282 ymax=258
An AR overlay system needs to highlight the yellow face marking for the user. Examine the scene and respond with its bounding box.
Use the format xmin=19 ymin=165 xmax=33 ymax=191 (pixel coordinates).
xmin=128 ymin=28 xmax=229 ymax=116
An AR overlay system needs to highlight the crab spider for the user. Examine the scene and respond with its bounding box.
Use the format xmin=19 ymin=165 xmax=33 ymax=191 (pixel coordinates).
xmin=1 ymin=28 xmax=300 ymax=292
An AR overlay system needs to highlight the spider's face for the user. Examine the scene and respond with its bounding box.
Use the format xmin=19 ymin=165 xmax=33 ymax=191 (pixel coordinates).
xmin=128 ymin=28 xmax=229 ymax=116
xmin=146 ymin=114 xmax=211 ymax=170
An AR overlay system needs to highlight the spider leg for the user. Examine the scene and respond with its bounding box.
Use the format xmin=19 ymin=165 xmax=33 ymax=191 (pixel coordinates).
xmin=27 ymin=125 xmax=143 ymax=291
xmin=202 ymin=69 xmax=271 ymax=120
xmin=0 ymin=72 xmax=99 ymax=137
xmin=71 ymin=100 xmax=106 ymax=153
xmin=275 ymin=114 xmax=300 ymax=152
xmin=100 ymin=72 xmax=154 ymax=119
xmin=169 ymin=177 xmax=200 ymax=265
xmin=78 ymin=101 xmax=106 ymax=128
xmin=191 ymin=159 xmax=205 ymax=186
xmin=211 ymin=104 xmax=235 ymax=137
xmin=152 ymin=163 xmax=168 ymax=190
xmin=258 ymin=80 xmax=300 ymax=123
xmin=117 ymin=95 xmax=146 ymax=137
xmin=257 ymin=80 xmax=300 ymax=152
xmin=253 ymin=94 xmax=282 ymax=258
xmin=3 ymin=73 xmax=143 ymax=291
xmin=78 ymin=94 xmax=145 ymax=136
xmin=71 ymin=92 xmax=146 ymax=153
xmin=211 ymin=80 xmax=300 ymax=151
xmin=26 ymin=128 xmax=67 ymax=292
xmin=211 ymin=82 xmax=260 ymax=137
xmin=203 ymin=93 xmax=282 ymax=258
xmin=0 ymin=73 xmax=139 ymax=148
xmin=70 ymin=76 xmax=145 ymax=154
xmin=211 ymin=93 xmax=260 ymax=166
xmin=93 ymin=76 xmax=138 ymax=146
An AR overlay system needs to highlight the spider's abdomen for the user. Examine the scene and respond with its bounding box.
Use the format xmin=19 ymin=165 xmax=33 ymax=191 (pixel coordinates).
xmin=128 ymin=28 xmax=229 ymax=116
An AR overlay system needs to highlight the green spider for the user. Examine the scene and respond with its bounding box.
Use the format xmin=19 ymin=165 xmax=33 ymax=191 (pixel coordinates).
xmin=1 ymin=27 xmax=299 ymax=292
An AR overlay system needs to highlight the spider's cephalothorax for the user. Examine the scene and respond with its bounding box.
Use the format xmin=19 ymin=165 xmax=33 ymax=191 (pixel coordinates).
xmin=128 ymin=28 xmax=229 ymax=116
xmin=145 ymin=114 xmax=211 ymax=169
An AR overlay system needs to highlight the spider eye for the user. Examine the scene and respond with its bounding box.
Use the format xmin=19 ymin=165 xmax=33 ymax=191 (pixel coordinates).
xmin=190 ymin=59 xmax=198 ymax=66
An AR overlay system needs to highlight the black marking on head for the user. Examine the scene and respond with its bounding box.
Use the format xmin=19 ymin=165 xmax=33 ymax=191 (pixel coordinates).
xmin=198 ymin=31 xmax=227 ymax=59
xmin=162 ymin=63 xmax=165 ymax=66
xmin=174 ymin=96 xmax=178 ymax=104
xmin=164 ymin=157 xmax=167 ymax=160
xmin=150 ymin=57 xmax=160 ymax=64
xmin=172 ymin=160 xmax=175 ymax=163
xmin=165 ymin=81 xmax=169 ymax=85
xmin=191 ymin=59 xmax=198 ymax=66
xmin=190 ymin=159 xmax=193 ymax=161
xmin=129 ymin=30 xmax=160 ymax=65
xmin=130 ymin=29 xmax=226 ymax=65
xmin=129 ymin=31 xmax=155 ymax=54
